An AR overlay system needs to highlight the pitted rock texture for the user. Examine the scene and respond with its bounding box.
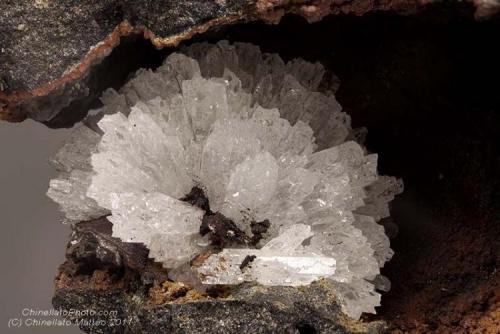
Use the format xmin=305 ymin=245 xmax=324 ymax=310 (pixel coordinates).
xmin=1 ymin=0 xmax=498 ymax=123
xmin=53 ymin=218 xmax=386 ymax=334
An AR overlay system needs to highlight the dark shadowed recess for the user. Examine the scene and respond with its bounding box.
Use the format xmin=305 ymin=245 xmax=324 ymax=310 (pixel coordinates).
xmin=218 ymin=9 xmax=500 ymax=332
xmin=48 ymin=4 xmax=500 ymax=331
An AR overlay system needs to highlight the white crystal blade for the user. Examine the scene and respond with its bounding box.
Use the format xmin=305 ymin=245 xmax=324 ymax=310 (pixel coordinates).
xmin=220 ymin=151 xmax=279 ymax=225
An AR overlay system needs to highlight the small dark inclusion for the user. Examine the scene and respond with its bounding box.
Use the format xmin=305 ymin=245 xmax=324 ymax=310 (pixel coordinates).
xmin=180 ymin=187 xmax=270 ymax=248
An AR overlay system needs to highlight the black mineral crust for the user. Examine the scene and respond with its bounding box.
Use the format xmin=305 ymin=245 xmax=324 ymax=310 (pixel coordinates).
xmin=53 ymin=219 xmax=385 ymax=334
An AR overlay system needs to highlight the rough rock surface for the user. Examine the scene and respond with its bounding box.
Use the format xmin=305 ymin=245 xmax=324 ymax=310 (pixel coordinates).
xmin=1 ymin=0 xmax=499 ymax=124
xmin=53 ymin=218 xmax=386 ymax=334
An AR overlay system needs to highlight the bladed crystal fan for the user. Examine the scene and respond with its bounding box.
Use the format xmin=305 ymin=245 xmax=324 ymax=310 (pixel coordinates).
xmin=47 ymin=41 xmax=403 ymax=319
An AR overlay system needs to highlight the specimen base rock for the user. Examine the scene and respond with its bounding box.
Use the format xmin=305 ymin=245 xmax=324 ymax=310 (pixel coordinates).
xmin=53 ymin=219 xmax=385 ymax=334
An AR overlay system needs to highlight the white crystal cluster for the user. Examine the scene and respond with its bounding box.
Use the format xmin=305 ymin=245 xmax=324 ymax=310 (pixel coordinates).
xmin=47 ymin=41 xmax=402 ymax=319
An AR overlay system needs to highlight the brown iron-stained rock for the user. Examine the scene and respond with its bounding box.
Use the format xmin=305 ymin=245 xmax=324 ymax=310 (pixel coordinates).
xmin=1 ymin=0 xmax=498 ymax=124
xmin=53 ymin=218 xmax=386 ymax=334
